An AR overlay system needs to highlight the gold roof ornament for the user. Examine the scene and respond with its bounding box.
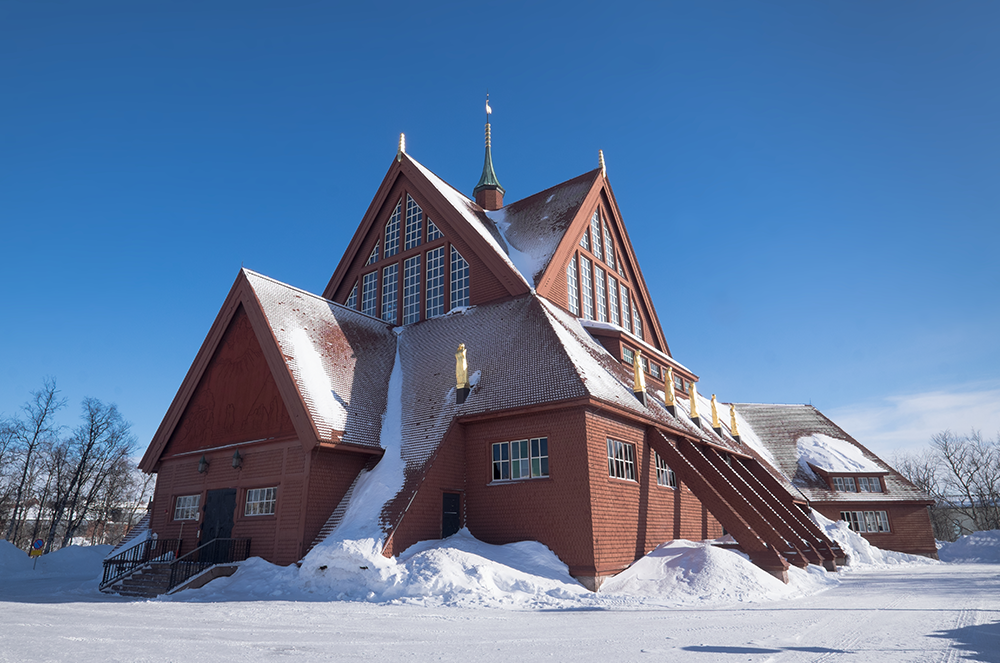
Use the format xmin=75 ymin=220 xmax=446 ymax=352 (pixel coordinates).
xmin=689 ymin=382 xmax=699 ymax=419
xmin=455 ymin=343 xmax=469 ymax=390
xmin=633 ymin=349 xmax=646 ymax=393
xmin=711 ymin=394 xmax=720 ymax=429
xmin=730 ymin=404 xmax=740 ymax=438
xmin=397 ymin=133 xmax=406 ymax=162
xmin=599 ymin=149 xmax=606 ymax=176
xmin=664 ymin=366 xmax=675 ymax=406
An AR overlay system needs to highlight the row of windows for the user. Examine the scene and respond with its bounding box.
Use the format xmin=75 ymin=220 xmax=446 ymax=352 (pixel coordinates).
xmin=832 ymin=476 xmax=884 ymax=493
xmin=490 ymin=436 xmax=677 ymax=489
xmin=841 ymin=510 xmax=890 ymax=533
xmin=346 ymin=244 xmax=470 ymax=323
xmin=568 ymin=252 xmax=642 ymax=339
xmin=622 ymin=346 xmax=667 ymax=381
xmin=172 ymin=488 xmax=278 ymax=521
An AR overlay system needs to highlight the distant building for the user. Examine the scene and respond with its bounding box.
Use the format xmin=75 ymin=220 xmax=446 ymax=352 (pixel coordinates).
xmin=127 ymin=115 xmax=934 ymax=595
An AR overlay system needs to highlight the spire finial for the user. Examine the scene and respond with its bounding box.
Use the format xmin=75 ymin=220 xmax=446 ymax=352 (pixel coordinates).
xmin=397 ymin=133 xmax=405 ymax=162
xmin=474 ymin=94 xmax=505 ymax=210
xmin=599 ymin=149 xmax=606 ymax=176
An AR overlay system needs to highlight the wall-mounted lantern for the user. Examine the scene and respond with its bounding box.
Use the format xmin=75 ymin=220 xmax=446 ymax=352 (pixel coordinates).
xmin=198 ymin=455 xmax=210 ymax=474
xmin=232 ymin=449 xmax=243 ymax=469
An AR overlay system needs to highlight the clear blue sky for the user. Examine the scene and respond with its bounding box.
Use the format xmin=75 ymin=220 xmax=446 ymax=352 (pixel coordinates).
xmin=2 ymin=1 xmax=997 ymax=457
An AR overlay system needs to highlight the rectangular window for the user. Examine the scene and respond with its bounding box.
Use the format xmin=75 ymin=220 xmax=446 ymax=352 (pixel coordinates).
xmin=492 ymin=438 xmax=548 ymax=482
xmin=833 ymin=477 xmax=858 ymax=492
xmin=633 ymin=306 xmax=643 ymax=340
xmin=640 ymin=355 xmax=649 ymax=374
xmin=674 ymin=373 xmax=684 ymax=393
xmin=402 ymin=255 xmax=421 ymax=324
xmin=345 ymin=282 xmax=357 ymax=309
xmin=622 ymin=346 xmax=635 ymax=365
xmin=361 ymin=272 xmax=378 ymax=317
xmin=603 ymin=222 xmax=615 ymax=270
xmin=841 ymin=510 xmax=890 ymax=533
xmin=404 ymin=195 xmax=423 ymax=250
xmin=607 ymin=439 xmax=636 ymax=481
xmin=426 ymin=246 xmax=445 ymax=318
xmin=245 ymin=487 xmax=277 ymax=516
xmin=450 ymin=246 xmax=470 ymax=309
xmin=655 ymin=453 xmax=677 ymax=488
xmin=607 ymin=275 xmax=619 ymax=326
xmin=650 ymin=362 xmax=660 ymax=379
xmin=590 ymin=211 xmax=603 ymax=260
xmin=594 ymin=266 xmax=607 ymax=322
xmin=858 ymin=477 xmax=883 ymax=493
xmin=384 ymin=199 xmax=401 ymax=258
xmin=580 ymin=256 xmax=594 ymax=320
xmin=427 ymin=218 xmax=443 ymax=241
xmin=173 ymin=495 xmax=200 ymax=521
xmin=566 ymin=257 xmax=580 ymax=315
xmin=620 ymin=285 xmax=631 ymax=332
xmin=381 ymin=263 xmax=398 ymax=323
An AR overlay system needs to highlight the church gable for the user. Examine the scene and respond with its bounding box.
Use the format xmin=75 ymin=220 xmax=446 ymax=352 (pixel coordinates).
xmin=161 ymin=303 xmax=296 ymax=459
xmin=324 ymin=154 xmax=528 ymax=325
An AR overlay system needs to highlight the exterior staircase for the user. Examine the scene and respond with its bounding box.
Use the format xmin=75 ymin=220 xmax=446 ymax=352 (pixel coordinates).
xmin=108 ymin=563 xmax=173 ymax=598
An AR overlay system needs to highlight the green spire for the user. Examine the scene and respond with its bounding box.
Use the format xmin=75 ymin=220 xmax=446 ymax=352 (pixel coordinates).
xmin=474 ymin=99 xmax=504 ymax=196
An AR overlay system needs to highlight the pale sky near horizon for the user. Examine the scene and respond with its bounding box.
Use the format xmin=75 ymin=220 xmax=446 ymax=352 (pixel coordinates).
xmin=1 ymin=1 xmax=998 ymax=459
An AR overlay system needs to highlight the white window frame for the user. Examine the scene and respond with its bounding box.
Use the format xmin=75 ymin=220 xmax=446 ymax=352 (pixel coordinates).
xmin=402 ymin=255 xmax=421 ymax=324
xmin=384 ymin=199 xmax=401 ymax=258
xmin=345 ymin=282 xmax=357 ymax=309
xmin=173 ymin=494 xmax=200 ymax=521
xmin=590 ymin=211 xmax=603 ymax=260
xmin=620 ymin=284 xmax=631 ymax=332
xmin=841 ymin=510 xmax=890 ymax=533
xmin=381 ymin=263 xmax=398 ymax=323
xmin=427 ymin=218 xmax=443 ymax=241
xmin=426 ymin=246 xmax=445 ymax=318
xmin=566 ymin=256 xmax=580 ymax=316
xmin=595 ymin=266 xmax=607 ymax=322
xmin=607 ymin=438 xmax=636 ymax=482
xmin=607 ymin=275 xmax=619 ymax=326
xmin=404 ymin=194 xmax=423 ymax=251
xmin=450 ymin=246 xmax=470 ymax=309
xmin=833 ymin=476 xmax=858 ymax=492
xmin=491 ymin=437 xmax=549 ymax=482
xmin=655 ymin=453 xmax=677 ymax=488
xmin=580 ymin=256 xmax=594 ymax=320
xmin=858 ymin=476 xmax=883 ymax=493
xmin=361 ymin=271 xmax=378 ymax=317
xmin=245 ymin=487 xmax=277 ymax=517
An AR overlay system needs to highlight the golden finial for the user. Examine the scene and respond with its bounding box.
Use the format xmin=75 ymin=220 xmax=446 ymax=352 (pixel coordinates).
xmin=598 ymin=149 xmax=606 ymax=176
xmin=455 ymin=343 xmax=469 ymax=390
xmin=730 ymin=404 xmax=740 ymax=438
xmin=689 ymin=382 xmax=699 ymax=419
xmin=633 ymin=349 xmax=646 ymax=393
xmin=711 ymin=394 xmax=720 ymax=429
xmin=664 ymin=366 xmax=675 ymax=406
xmin=397 ymin=133 xmax=406 ymax=162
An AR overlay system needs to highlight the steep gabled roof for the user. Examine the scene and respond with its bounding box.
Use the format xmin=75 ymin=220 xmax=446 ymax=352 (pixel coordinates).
xmin=140 ymin=269 xmax=396 ymax=472
xmin=322 ymin=152 xmax=530 ymax=301
xmin=733 ymin=404 xmax=933 ymax=503
xmin=485 ymin=169 xmax=601 ymax=286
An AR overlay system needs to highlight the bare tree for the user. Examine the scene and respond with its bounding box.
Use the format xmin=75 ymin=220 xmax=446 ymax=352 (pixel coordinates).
xmin=3 ymin=379 xmax=65 ymax=545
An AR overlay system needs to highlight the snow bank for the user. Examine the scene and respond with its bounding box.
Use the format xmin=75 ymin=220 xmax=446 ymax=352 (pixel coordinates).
xmin=0 ymin=542 xmax=113 ymax=602
xmin=600 ymin=540 xmax=837 ymax=606
xmin=797 ymin=433 xmax=883 ymax=475
xmin=938 ymin=530 xmax=1000 ymax=563
xmin=811 ymin=511 xmax=937 ymax=568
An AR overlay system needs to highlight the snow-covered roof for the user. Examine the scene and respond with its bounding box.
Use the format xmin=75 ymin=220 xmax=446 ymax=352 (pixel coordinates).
xmin=732 ymin=404 xmax=932 ymax=503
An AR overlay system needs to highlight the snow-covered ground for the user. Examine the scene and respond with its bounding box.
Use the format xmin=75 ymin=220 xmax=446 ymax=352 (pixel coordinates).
xmin=2 ymin=529 xmax=998 ymax=662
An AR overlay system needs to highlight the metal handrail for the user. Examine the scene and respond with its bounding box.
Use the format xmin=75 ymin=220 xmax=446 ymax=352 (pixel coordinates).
xmin=100 ymin=537 xmax=181 ymax=589
xmin=167 ymin=537 xmax=251 ymax=592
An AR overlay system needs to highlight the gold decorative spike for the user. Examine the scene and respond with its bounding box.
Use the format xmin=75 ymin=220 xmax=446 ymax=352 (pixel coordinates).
xmin=599 ymin=149 xmax=606 ymax=176
xmin=730 ymin=404 xmax=740 ymax=438
xmin=689 ymin=382 xmax=699 ymax=419
xmin=665 ymin=367 xmax=675 ymax=406
xmin=711 ymin=394 xmax=720 ymax=429
xmin=455 ymin=343 xmax=470 ymax=390
xmin=397 ymin=133 xmax=406 ymax=162
xmin=633 ymin=349 xmax=646 ymax=393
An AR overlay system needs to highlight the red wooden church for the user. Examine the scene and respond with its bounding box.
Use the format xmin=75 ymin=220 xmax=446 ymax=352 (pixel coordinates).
xmin=124 ymin=114 xmax=935 ymax=595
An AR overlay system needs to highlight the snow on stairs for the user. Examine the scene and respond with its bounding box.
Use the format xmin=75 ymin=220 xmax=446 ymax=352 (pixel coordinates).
xmin=308 ymin=463 xmax=373 ymax=552
xmin=109 ymin=563 xmax=173 ymax=598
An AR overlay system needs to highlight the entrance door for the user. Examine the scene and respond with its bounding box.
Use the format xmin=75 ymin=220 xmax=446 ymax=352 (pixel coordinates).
xmin=441 ymin=492 xmax=461 ymax=538
xmin=201 ymin=489 xmax=236 ymax=562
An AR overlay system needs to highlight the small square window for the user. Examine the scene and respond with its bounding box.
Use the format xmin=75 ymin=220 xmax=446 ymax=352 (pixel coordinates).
xmin=173 ymin=495 xmax=200 ymax=521
xmin=245 ymin=487 xmax=277 ymax=516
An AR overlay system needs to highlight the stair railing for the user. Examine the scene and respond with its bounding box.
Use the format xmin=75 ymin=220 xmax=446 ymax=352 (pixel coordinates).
xmin=167 ymin=537 xmax=251 ymax=592
xmin=100 ymin=537 xmax=181 ymax=590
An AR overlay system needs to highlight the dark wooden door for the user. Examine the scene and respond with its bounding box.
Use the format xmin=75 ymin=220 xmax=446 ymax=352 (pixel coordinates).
xmin=441 ymin=492 xmax=460 ymax=538
xmin=202 ymin=488 xmax=236 ymax=541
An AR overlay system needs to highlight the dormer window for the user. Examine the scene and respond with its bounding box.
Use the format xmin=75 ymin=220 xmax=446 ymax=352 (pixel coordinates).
xmin=833 ymin=477 xmax=857 ymax=492
xmin=858 ymin=477 xmax=883 ymax=493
